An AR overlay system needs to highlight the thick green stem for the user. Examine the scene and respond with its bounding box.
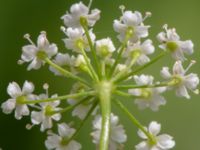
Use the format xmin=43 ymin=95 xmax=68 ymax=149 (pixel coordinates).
xmin=44 ymin=58 xmax=90 ymax=86
xmin=97 ymin=81 xmax=112 ymax=150
xmin=113 ymin=99 xmax=156 ymax=144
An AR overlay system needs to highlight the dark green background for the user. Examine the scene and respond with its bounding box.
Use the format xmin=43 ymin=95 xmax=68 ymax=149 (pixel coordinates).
xmin=0 ymin=0 xmax=199 ymax=149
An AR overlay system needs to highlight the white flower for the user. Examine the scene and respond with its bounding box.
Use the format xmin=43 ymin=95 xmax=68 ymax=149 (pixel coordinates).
xmin=31 ymin=94 xmax=61 ymax=132
xmin=136 ymin=121 xmax=175 ymax=150
xmin=113 ymin=11 xmax=150 ymax=43
xmin=91 ymin=113 xmax=127 ymax=150
xmin=61 ymin=2 xmax=100 ymax=28
xmin=1 ymin=81 xmax=35 ymax=120
xmin=157 ymin=25 xmax=194 ymax=61
xmin=128 ymin=75 xmax=166 ymax=111
xmin=45 ymin=123 xmax=81 ymax=150
xmin=160 ymin=60 xmax=199 ymax=99
xmin=62 ymin=27 xmax=96 ymax=52
xmin=96 ymin=38 xmax=116 ymax=57
xmin=21 ymin=32 xmax=58 ymax=70
xmin=123 ymin=39 xmax=155 ymax=65
xmin=49 ymin=53 xmax=77 ymax=76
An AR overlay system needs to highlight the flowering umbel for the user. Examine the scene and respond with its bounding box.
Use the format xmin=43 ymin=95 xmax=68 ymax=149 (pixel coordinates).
xmin=1 ymin=1 xmax=199 ymax=150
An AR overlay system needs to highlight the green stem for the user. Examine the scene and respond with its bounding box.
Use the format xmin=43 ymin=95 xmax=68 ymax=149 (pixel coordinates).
xmin=81 ymin=23 xmax=101 ymax=78
xmin=44 ymin=58 xmax=90 ymax=87
xmin=66 ymin=100 xmax=98 ymax=144
xmin=98 ymin=81 xmax=112 ymax=150
xmin=117 ymin=82 xmax=169 ymax=90
xmin=101 ymin=60 xmax=106 ymax=79
xmin=112 ymin=52 xmax=139 ymax=82
xmin=114 ymin=90 xmax=133 ymax=98
xmin=80 ymin=47 xmax=99 ymax=82
xmin=23 ymin=91 xmax=95 ymax=104
xmin=108 ymin=43 xmax=126 ymax=78
xmin=113 ymin=99 xmax=156 ymax=144
xmin=115 ymin=51 xmax=167 ymax=83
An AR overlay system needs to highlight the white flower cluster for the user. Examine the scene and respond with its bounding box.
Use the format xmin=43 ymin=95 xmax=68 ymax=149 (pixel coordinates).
xmin=1 ymin=1 xmax=199 ymax=150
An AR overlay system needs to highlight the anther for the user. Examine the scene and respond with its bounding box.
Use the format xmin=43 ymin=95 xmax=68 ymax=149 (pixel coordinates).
xmin=119 ymin=5 xmax=125 ymax=14
xmin=26 ymin=124 xmax=34 ymax=130
xmin=185 ymin=60 xmax=196 ymax=73
xmin=23 ymin=33 xmax=35 ymax=45
xmin=17 ymin=60 xmax=25 ymax=65
xmin=143 ymin=12 xmax=152 ymax=21
xmin=40 ymin=31 xmax=46 ymax=35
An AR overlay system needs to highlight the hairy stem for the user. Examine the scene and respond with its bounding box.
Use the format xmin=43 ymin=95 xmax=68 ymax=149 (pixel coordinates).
xmin=98 ymin=81 xmax=112 ymax=150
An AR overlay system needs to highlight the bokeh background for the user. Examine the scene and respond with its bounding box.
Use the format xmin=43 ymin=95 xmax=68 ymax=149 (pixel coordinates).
xmin=0 ymin=0 xmax=199 ymax=149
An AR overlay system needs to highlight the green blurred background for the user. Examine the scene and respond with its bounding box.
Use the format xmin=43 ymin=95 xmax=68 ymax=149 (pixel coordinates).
xmin=0 ymin=0 xmax=199 ymax=149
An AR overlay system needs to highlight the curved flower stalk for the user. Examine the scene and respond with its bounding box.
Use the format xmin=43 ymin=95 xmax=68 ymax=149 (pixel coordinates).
xmin=1 ymin=1 xmax=199 ymax=150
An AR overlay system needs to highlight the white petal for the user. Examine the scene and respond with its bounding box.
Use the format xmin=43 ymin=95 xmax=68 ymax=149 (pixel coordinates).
xmin=167 ymin=29 xmax=180 ymax=41
xmin=149 ymin=121 xmax=161 ymax=136
xmin=129 ymin=88 xmax=142 ymax=96
xmin=31 ymin=111 xmax=43 ymax=124
xmin=113 ymin=20 xmax=126 ymax=33
xmin=137 ymin=54 xmax=150 ymax=65
xmin=15 ymin=105 xmax=30 ymax=120
xmin=173 ymin=61 xmax=185 ymax=75
xmin=160 ymin=67 xmax=171 ymax=79
xmin=21 ymin=45 xmax=37 ymax=62
xmin=22 ymin=81 xmax=34 ymax=94
xmin=141 ymin=39 xmax=155 ymax=54
xmin=176 ymin=85 xmax=190 ymax=99
xmin=72 ymin=104 xmax=90 ymax=120
xmin=27 ymin=58 xmax=42 ymax=70
xmin=135 ymin=26 xmax=149 ymax=38
xmin=137 ymin=127 xmax=148 ymax=139
xmin=157 ymin=134 xmax=175 ymax=149
xmin=91 ymin=130 xmax=101 ymax=144
xmin=135 ymin=99 xmax=149 ymax=110
xmin=37 ymin=33 xmax=49 ymax=49
xmin=58 ymin=123 xmax=75 ymax=137
xmin=45 ymin=44 xmax=58 ymax=57
xmin=93 ymin=115 xmax=102 ymax=130
xmin=41 ymin=117 xmax=52 ymax=131
xmin=7 ymin=82 xmax=22 ymax=98
xmin=70 ymin=2 xmax=88 ymax=16
xmin=157 ymin=32 xmax=167 ymax=43
xmin=66 ymin=140 xmax=82 ymax=150
xmin=179 ymin=40 xmax=193 ymax=55
xmin=122 ymin=11 xmax=142 ymax=26
xmin=135 ymin=141 xmax=149 ymax=150
xmin=184 ymin=73 xmax=199 ymax=90
xmin=45 ymin=134 xmax=61 ymax=149
xmin=87 ymin=8 xmax=101 ymax=27
xmin=1 ymin=99 xmax=16 ymax=114
xmin=172 ymin=49 xmax=185 ymax=61
xmin=111 ymin=125 xmax=127 ymax=143
xmin=52 ymin=113 xmax=61 ymax=121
